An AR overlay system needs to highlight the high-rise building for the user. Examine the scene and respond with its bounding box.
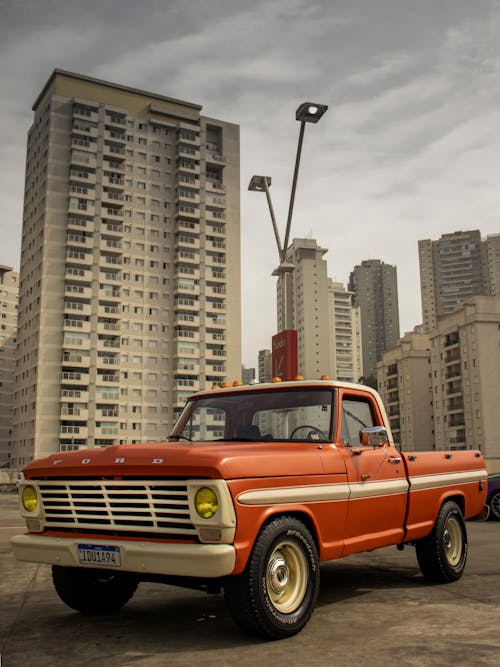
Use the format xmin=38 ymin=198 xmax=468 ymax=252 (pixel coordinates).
xmin=11 ymin=69 xmax=241 ymax=469
xmin=376 ymin=332 xmax=433 ymax=451
xmin=258 ymin=349 xmax=272 ymax=383
xmin=348 ymin=260 xmax=400 ymax=380
xmin=418 ymin=230 xmax=500 ymax=332
xmin=0 ymin=266 xmax=18 ymax=466
xmin=276 ymin=238 xmax=362 ymax=381
xmin=429 ymin=296 xmax=500 ymax=459
xmin=327 ymin=280 xmax=362 ymax=383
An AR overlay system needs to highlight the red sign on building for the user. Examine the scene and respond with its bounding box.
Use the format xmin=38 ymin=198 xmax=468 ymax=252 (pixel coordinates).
xmin=272 ymin=329 xmax=298 ymax=381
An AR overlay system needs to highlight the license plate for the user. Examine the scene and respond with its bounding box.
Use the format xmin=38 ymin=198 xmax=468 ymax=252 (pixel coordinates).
xmin=78 ymin=544 xmax=121 ymax=567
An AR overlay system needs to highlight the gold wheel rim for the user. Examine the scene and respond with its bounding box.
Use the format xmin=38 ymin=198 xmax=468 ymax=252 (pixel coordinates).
xmin=266 ymin=540 xmax=308 ymax=613
xmin=444 ymin=516 xmax=462 ymax=566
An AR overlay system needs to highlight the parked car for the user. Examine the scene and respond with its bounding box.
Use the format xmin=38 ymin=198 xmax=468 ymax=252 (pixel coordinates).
xmin=487 ymin=473 xmax=500 ymax=520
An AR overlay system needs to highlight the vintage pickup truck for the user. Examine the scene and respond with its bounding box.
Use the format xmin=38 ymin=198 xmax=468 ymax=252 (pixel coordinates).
xmin=11 ymin=380 xmax=488 ymax=639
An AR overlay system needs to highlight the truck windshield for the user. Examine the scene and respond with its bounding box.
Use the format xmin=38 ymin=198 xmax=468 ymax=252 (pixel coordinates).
xmin=170 ymin=388 xmax=334 ymax=442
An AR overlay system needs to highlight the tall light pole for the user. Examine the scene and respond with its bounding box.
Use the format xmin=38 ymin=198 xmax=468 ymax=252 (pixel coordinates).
xmin=248 ymin=102 xmax=328 ymax=378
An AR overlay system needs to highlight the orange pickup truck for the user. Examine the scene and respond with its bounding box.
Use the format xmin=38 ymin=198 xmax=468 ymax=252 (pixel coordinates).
xmin=11 ymin=380 xmax=487 ymax=639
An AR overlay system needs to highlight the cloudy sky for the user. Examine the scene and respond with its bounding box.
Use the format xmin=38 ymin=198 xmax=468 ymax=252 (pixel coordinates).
xmin=1 ymin=0 xmax=500 ymax=367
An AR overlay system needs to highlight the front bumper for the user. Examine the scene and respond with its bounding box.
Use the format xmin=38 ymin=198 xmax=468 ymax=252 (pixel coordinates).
xmin=11 ymin=534 xmax=236 ymax=578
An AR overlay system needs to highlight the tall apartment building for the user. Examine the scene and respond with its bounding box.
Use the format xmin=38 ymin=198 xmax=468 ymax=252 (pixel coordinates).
xmin=258 ymin=349 xmax=272 ymax=383
xmin=0 ymin=266 xmax=19 ymax=466
xmin=276 ymin=238 xmax=362 ymax=381
xmin=376 ymin=332 xmax=433 ymax=451
xmin=348 ymin=260 xmax=400 ymax=381
xmin=430 ymin=296 xmax=500 ymax=459
xmin=418 ymin=230 xmax=500 ymax=332
xmin=11 ymin=70 xmax=241 ymax=469
xmin=328 ymin=280 xmax=362 ymax=383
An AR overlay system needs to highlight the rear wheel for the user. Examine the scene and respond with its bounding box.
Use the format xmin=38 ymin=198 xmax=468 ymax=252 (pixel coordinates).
xmin=224 ymin=516 xmax=319 ymax=640
xmin=52 ymin=566 xmax=138 ymax=613
xmin=416 ymin=501 xmax=468 ymax=583
xmin=488 ymin=491 xmax=500 ymax=520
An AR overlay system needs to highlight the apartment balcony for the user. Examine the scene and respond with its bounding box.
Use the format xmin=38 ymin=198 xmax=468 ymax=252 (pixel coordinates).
xmin=205 ymin=209 xmax=226 ymax=223
xmin=205 ymin=252 xmax=226 ymax=267
xmin=177 ymin=144 xmax=200 ymax=161
xmin=447 ymin=397 xmax=464 ymax=412
xmin=102 ymin=222 xmax=124 ymax=237
xmin=445 ymin=349 xmax=461 ymax=364
xmin=67 ymin=217 xmax=95 ymax=233
xmin=205 ymin=151 xmax=226 ymax=166
xmin=206 ymin=180 xmax=226 ymax=194
xmin=176 ymin=233 xmax=201 ymax=250
xmin=174 ymin=297 xmax=198 ymax=310
xmin=96 ymin=406 xmax=120 ymax=419
xmin=72 ymin=121 xmax=98 ymax=138
xmin=66 ymin=235 xmax=93 ymax=252
xmin=64 ymin=284 xmax=92 ymax=300
xmin=103 ymin=174 xmax=125 ymax=189
xmin=176 ymin=189 xmax=201 ymax=206
xmin=61 ymin=371 xmax=90 ymax=385
xmin=60 ymin=424 xmax=89 ymax=439
xmin=69 ymin=169 xmax=97 ymax=185
xmin=445 ymin=365 xmax=462 ymax=380
xmin=205 ymin=316 xmax=226 ymax=329
xmin=175 ymin=219 xmax=199 ymax=234
xmin=206 ymin=224 xmax=226 ymax=238
xmin=175 ymin=313 xmax=200 ymax=327
xmin=178 ymin=174 xmax=200 ymax=189
xmin=65 ymin=266 xmax=93 ymax=282
xmin=176 ymin=204 xmax=201 ymax=221
xmin=97 ymin=371 xmax=120 ymax=384
xmin=95 ymin=425 xmax=120 ymax=438
xmin=175 ymin=360 xmax=200 ymax=373
xmin=60 ymin=407 xmax=90 ymax=421
xmin=176 ymin=159 xmax=200 ymax=176
xmin=71 ymin=135 xmax=97 ymax=152
xmin=99 ymin=288 xmax=121 ymax=302
xmin=60 ymin=389 xmax=90 ymax=402
xmin=174 ymin=280 xmax=200 ymax=296
xmin=104 ymin=129 xmax=126 ymax=143
xmin=102 ymin=206 xmax=124 ymax=220
xmin=97 ymin=337 xmax=120 ymax=351
xmin=97 ymin=355 xmax=120 ymax=369
xmin=63 ymin=318 xmax=91 ymax=333
xmin=73 ymin=106 xmax=98 ymax=123
xmin=70 ymin=151 xmax=97 ymax=169
xmin=98 ymin=304 xmax=121 ymax=318
xmin=206 ymin=347 xmax=226 ymax=360
xmin=101 ymin=254 xmax=123 ymax=267
xmin=206 ymin=331 xmax=226 ymax=344
xmin=175 ymin=253 xmax=201 ymax=269
xmin=175 ymin=379 xmax=200 ymax=393
xmin=63 ymin=301 xmax=92 ymax=317
xmin=104 ymin=158 xmax=125 ymax=173
xmin=175 ymin=331 xmax=200 ymax=346
xmin=205 ymin=299 xmax=226 ymax=313
xmin=102 ymin=190 xmax=125 ymax=206
xmin=68 ymin=200 xmax=96 ymax=217
xmin=97 ymin=319 xmax=121 ymax=333
xmin=177 ymin=131 xmax=201 ymax=148
xmin=206 ymin=364 xmax=226 ymax=376
xmin=103 ymin=142 xmax=126 ymax=160
xmin=206 ymin=285 xmax=226 ymax=298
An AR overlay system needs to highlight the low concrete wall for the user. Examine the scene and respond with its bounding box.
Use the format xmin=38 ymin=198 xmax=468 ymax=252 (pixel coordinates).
xmin=0 ymin=469 xmax=19 ymax=492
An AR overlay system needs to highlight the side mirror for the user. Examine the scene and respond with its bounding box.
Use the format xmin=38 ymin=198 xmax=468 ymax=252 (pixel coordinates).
xmin=359 ymin=426 xmax=389 ymax=447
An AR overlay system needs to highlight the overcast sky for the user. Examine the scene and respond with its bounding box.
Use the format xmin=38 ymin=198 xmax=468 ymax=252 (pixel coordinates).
xmin=1 ymin=0 xmax=500 ymax=368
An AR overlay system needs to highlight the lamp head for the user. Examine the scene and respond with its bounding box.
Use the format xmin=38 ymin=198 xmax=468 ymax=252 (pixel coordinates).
xmin=295 ymin=102 xmax=328 ymax=123
xmin=248 ymin=175 xmax=272 ymax=191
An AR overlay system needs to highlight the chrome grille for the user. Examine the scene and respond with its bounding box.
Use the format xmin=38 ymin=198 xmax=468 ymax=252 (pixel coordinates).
xmin=38 ymin=480 xmax=196 ymax=536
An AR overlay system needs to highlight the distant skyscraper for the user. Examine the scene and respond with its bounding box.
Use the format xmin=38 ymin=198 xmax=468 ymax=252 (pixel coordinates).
xmin=258 ymin=349 xmax=272 ymax=383
xmin=348 ymin=260 xmax=400 ymax=380
xmin=0 ymin=266 xmax=18 ymax=466
xmin=418 ymin=230 xmax=500 ymax=333
xmin=276 ymin=238 xmax=362 ymax=381
xmin=11 ymin=69 xmax=241 ymax=469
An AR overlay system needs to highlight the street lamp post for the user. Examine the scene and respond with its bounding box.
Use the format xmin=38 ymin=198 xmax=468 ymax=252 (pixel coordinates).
xmin=249 ymin=102 xmax=327 ymax=378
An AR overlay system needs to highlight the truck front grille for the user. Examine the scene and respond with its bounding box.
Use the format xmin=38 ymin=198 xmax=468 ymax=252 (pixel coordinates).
xmin=37 ymin=480 xmax=196 ymax=537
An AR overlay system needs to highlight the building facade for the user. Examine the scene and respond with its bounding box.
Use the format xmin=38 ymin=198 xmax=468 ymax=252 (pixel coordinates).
xmin=419 ymin=230 xmax=500 ymax=333
xmin=430 ymin=296 xmax=500 ymax=459
xmin=11 ymin=70 xmax=241 ymax=469
xmin=258 ymin=349 xmax=272 ymax=383
xmin=376 ymin=332 xmax=433 ymax=452
xmin=0 ymin=266 xmax=19 ymax=466
xmin=348 ymin=259 xmax=400 ymax=381
xmin=327 ymin=280 xmax=362 ymax=383
xmin=276 ymin=238 xmax=362 ymax=381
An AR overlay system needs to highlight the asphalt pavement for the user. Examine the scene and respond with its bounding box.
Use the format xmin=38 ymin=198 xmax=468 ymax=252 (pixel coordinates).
xmin=1 ymin=491 xmax=499 ymax=667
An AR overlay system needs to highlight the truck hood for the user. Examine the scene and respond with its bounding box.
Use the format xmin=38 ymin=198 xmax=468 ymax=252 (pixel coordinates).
xmin=23 ymin=440 xmax=336 ymax=480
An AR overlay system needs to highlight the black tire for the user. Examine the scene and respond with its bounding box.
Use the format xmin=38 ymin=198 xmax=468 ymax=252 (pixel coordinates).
xmin=224 ymin=516 xmax=319 ymax=640
xmin=416 ymin=501 xmax=468 ymax=583
xmin=488 ymin=491 xmax=500 ymax=521
xmin=52 ymin=566 xmax=138 ymax=613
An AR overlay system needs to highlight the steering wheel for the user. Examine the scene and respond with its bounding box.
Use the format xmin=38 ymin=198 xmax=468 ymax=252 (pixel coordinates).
xmin=289 ymin=425 xmax=328 ymax=440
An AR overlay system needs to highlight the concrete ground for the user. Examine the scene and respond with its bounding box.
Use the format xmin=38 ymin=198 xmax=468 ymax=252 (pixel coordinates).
xmin=1 ymin=491 xmax=499 ymax=667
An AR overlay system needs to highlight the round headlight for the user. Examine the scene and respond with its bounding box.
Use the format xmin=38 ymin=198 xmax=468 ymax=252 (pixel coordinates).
xmin=195 ymin=487 xmax=218 ymax=519
xmin=21 ymin=486 xmax=38 ymax=513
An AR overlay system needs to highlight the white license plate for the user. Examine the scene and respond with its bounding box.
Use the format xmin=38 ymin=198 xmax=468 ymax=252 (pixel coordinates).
xmin=78 ymin=544 xmax=121 ymax=567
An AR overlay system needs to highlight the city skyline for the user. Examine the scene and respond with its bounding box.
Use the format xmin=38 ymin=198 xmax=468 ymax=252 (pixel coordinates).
xmin=1 ymin=1 xmax=500 ymax=367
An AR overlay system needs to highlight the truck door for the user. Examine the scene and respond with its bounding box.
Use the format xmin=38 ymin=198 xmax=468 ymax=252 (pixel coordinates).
xmin=338 ymin=391 xmax=408 ymax=556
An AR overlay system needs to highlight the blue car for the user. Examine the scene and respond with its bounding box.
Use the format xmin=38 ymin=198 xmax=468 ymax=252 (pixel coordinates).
xmin=487 ymin=473 xmax=500 ymax=521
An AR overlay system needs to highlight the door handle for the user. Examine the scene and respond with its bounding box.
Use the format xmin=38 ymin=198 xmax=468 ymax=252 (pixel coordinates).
xmin=387 ymin=457 xmax=402 ymax=464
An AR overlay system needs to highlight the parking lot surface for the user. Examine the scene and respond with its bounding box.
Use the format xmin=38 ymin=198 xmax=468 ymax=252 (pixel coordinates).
xmin=1 ymin=491 xmax=499 ymax=667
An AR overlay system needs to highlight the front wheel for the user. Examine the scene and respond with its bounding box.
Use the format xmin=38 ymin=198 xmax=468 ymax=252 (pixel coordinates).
xmin=52 ymin=566 xmax=138 ymax=613
xmin=415 ymin=501 xmax=468 ymax=583
xmin=224 ymin=516 xmax=319 ymax=640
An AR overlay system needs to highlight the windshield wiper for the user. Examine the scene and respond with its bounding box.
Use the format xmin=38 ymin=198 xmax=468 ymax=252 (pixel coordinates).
xmin=167 ymin=435 xmax=192 ymax=442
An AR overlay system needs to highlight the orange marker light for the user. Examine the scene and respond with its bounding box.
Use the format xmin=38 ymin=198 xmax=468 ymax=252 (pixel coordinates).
xmin=233 ymin=380 xmax=243 ymax=386
xmin=271 ymin=377 xmax=283 ymax=383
